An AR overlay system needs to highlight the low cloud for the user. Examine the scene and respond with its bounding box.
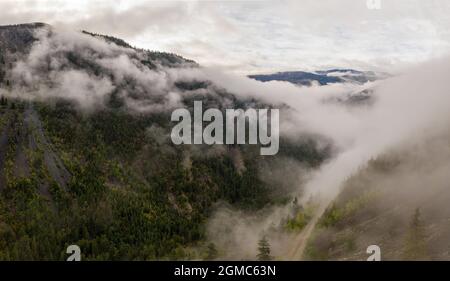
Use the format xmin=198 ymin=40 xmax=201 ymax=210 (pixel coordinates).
xmin=7 ymin=26 xmax=192 ymax=112
xmin=3 ymin=23 xmax=450 ymax=260
xmin=203 ymin=56 xmax=450 ymax=259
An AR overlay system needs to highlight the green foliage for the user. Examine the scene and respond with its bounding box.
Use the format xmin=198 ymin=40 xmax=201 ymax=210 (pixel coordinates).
xmin=0 ymin=96 xmax=7 ymax=106
xmin=257 ymin=236 xmax=272 ymax=261
xmin=319 ymin=190 xmax=378 ymax=228
xmin=82 ymin=31 xmax=133 ymax=49
xmin=304 ymin=241 xmax=329 ymax=261
xmin=0 ymin=94 xmax=328 ymax=260
xmin=402 ymin=208 xmax=429 ymax=260
xmin=0 ymin=101 xmax=284 ymax=260
xmin=286 ymin=204 xmax=314 ymax=231
xmin=319 ymin=204 xmax=344 ymax=228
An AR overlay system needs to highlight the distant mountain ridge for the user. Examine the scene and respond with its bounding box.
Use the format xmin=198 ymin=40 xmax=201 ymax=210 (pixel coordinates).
xmin=0 ymin=22 xmax=196 ymax=69
xmin=249 ymin=69 xmax=389 ymax=86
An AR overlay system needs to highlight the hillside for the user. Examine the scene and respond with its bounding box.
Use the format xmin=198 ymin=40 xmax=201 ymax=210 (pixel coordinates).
xmin=304 ymin=131 xmax=450 ymax=260
xmin=0 ymin=23 xmax=329 ymax=260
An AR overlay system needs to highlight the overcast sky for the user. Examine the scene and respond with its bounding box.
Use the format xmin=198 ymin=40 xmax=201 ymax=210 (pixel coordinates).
xmin=1 ymin=0 xmax=450 ymax=74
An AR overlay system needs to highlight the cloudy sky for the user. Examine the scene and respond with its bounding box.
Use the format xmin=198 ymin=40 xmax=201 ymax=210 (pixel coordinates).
xmin=1 ymin=0 xmax=450 ymax=74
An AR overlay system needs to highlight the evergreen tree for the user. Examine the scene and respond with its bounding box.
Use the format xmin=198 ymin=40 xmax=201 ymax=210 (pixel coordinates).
xmin=257 ymin=236 xmax=272 ymax=261
xmin=0 ymin=96 xmax=7 ymax=106
xmin=403 ymin=208 xmax=428 ymax=260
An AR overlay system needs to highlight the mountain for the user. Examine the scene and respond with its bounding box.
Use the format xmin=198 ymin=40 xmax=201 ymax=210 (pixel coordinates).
xmin=0 ymin=23 xmax=329 ymax=260
xmin=0 ymin=23 xmax=44 ymax=53
xmin=3 ymin=23 xmax=444 ymax=262
xmin=304 ymin=132 xmax=450 ymax=260
xmin=249 ymin=69 xmax=389 ymax=86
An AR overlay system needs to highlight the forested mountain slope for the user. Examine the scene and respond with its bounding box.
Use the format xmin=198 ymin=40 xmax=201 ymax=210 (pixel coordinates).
xmin=305 ymin=131 xmax=450 ymax=260
xmin=0 ymin=23 xmax=328 ymax=260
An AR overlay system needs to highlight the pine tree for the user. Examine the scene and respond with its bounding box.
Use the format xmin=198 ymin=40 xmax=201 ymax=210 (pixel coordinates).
xmin=403 ymin=208 xmax=428 ymax=260
xmin=257 ymin=236 xmax=272 ymax=261
xmin=0 ymin=96 xmax=6 ymax=106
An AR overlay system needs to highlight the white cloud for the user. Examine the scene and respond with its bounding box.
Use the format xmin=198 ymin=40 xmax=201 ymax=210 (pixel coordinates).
xmin=2 ymin=0 xmax=450 ymax=73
